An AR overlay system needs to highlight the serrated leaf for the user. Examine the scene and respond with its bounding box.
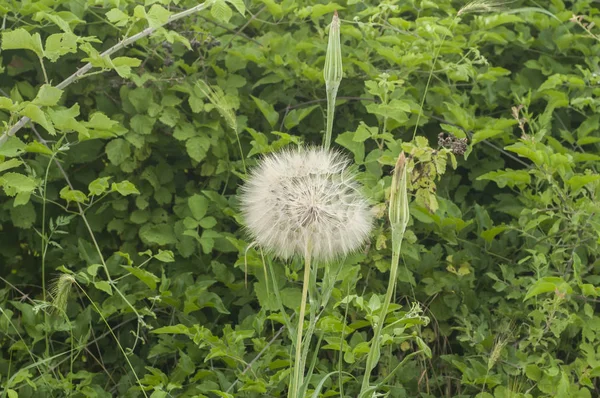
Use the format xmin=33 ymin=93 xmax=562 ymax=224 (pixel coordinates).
xmin=45 ymin=32 xmax=78 ymax=62
xmin=60 ymin=186 xmax=88 ymax=203
xmin=0 ymin=158 xmax=23 ymax=173
xmin=186 ymin=136 xmax=210 ymax=162
xmin=106 ymin=8 xmax=129 ymax=27
xmin=105 ymin=138 xmax=130 ymax=166
xmin=226 ymin=0 xmax=245 ymax=15
xmin=111 ymin=181 xmax=140 ymax=196
xmin=21 ymin=104 xmax=55 ymax=135
xmin=33 ymin=84 xmax=63 ymax=106
xmin=88 ymin=177 xmax=112 ymax=196
xmin=1 ymin=28 xmax=44 ymax=58
xmin=147 ymin=4 xmax=171 ymax=28
xmin=211 ymin=0 xmax=233 ymax=23
xmin=566 ymin=174 xmax=600 ymax=192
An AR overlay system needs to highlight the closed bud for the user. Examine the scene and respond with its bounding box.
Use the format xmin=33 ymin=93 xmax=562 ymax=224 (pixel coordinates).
xmin=323 ymin=11 xmax=342 ymax=93
xmin=389 ymin=152 xmax=409 ymax=232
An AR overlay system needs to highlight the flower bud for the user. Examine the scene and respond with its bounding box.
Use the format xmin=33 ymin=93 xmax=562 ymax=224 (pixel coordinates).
xmin=323 ymin=11 xmax=342 ymax=93
xmin=389 ymin=152 xmax=409 ymax=231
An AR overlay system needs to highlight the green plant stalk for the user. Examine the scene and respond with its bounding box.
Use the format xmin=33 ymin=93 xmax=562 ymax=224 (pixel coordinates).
xmin=290 ymin=243 xmax=312 ymax=398
xmin=360 ymin=228 xmax=405 ymax=394
xmin=323 ymin=84 xmax=339 ymax=151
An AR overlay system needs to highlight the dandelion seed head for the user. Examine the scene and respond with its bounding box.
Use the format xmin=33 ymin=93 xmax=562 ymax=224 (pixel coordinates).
xmin=240 ymin=147 xmax=373 ymax=261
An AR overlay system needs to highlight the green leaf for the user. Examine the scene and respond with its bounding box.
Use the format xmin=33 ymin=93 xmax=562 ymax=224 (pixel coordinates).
xmin=106 ymin=8 xmax=130 ymax=27
xmin=45 ymin=32 xmax=78 ymax=62
xmin=189 ymin=194 xmax=209 ymax=220
xmin=251 ymin=95 xmax=279 ymax=128
xmin=154 ymin=250 xmax=175 ymax=262
xmin=21 ymin=104 xmax=55 ymax=135
xmin=481 ymin=225 xmax=508 ymax=242
xmin=147 ymin=4 xmax=171 ymax=28
xmin=0 ymin=172 xmax=38 ymax=195
xmin=94 ymin=281 xmax=113 ymax=295
xmin=0 ymin=158 xmax=23 ymax=173
xmin=0 ymin=137 xmax=26 ymax=157
xmin=139 ymin=223 xmax=177 ymax=245
xmin=524 ymin=277 xmax=572 ymax=301
xmin=211 ymin=0 xmax=233 ymax=23
xmin=151 ymin=324 xmax=191 ymax=335
xmin=25 ymin=141 xmax=54 ymax=155
xmin=283 ymin=105 xmax=319 ymax=130
xmin=123 ymin=266 xmax=160 ymax=290
xmin=1 ymin=28 xmax=44 ymax=58
xmin=477 ymin=169 xmax=531 ymax=188
xmin=33 ymin=84 xmax=63 ymax=106
xmin=88 ymin=177 xmax=112 ymax=196
xmin=226 ymin=0 xmax=246 ymax=15
xmin=566 ymin=174 xmax=600 ymax=192
xmin=471 ymin=129 xmax=505 ymax=144
xmin=186 ymin=136 xmax=210 ymax=162
xmin=111 ymin=181 xmax=140 ymax=196
xmin=60 ymin=186 xmax=88 ymax=204
xmin=10 ymin=201 xmax=36 ymax=228
xmin=112 ymin=56 xmax=141 ymax=78
xmin=105 ymin=138 xmax=131 ymax=166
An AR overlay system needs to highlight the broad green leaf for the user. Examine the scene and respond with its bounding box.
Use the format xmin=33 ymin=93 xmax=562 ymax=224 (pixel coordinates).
xmin=0 ymin=137 xmax=26 ymax=157
xmin=25 ymin=141 xmax=53 ymax=155
xmin=0 ymin=172 xmax=38 ymax=194
xmin=106 ymin=8 xmax=129 ymax=26
xmin=60 ymin=186 xmax=88 ymax=203
xmin=44 ymin=32 xmax=78 ymax=62
xmin=111 ymin=181 xmax=140 ymax=196
xmin=139 ymin=223 xmax=177 ymax=245
xmin=154 ymin=250 xmax=175 ymax=262
xmin=147 ymin=4 xmax=171 ymax=28
xmin=189 ymin=194 xmax=209 ymax=220
xmin=481 ymin=225 xmax=508 ymax=242
xmin=0 ymin=158 xmax=23 ymax=173
xmin=226 ymin=0 xmax=246 ymax=15
xmin=1 ymin=28 xmax=44 ymax=58
xmin=123 ymin=266 xmax=160 ymax=290
xmin=211 ymin=0 xmax=233 ymax=23
xmin=105 ymin=138 xmax=130 ymax=166
xmin=10 ymin=201 xmax=36 ymax=228
xmin=524 ymin=277 xmax=572 ymax=301
xmin=251 ymin=95 xmax=278 ymax=128
xmin=33 ymin=84 xmax=63 ymax=106
xmin=471 ymin=128 xmax=505 ymax=144
xmin=186 ymin=136 xmax=210 ymax=162
xmin=94 ymin=281 xmax=113 ymax=295
xmin=88 ymin=177 xmax=111 ymax=196
xmin=151 ymin=324 xmax=191 ymax=335
xmin=21 ymin=104 xmax=55 ymax=135
xmin=112 ymin=56 xmax=141 ymax=78
xmin=566 ymin=174 xmax=600 ymax=192
xmin=477 ymin=169 xmax=531 ymax=188
xmin=283 ymin=105 xmax=319 ymax=130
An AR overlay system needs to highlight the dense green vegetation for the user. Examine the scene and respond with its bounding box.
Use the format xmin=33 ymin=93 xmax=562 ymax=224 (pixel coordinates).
xmin=1 ymin=0 xmax=599 ymax=397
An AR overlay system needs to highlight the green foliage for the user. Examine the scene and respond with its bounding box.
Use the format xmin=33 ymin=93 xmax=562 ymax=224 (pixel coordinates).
xmin=1 ymin=0 xmax=600 ymax=397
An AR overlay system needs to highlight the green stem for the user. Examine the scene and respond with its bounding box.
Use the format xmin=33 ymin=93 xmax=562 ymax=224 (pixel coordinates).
xmin=323 ymin=85 xmax=339 ymax=151
xmin=290 ymin=243 xmax=312 ymax=398
xmin=360 ymin=230 xmax=405 ymax=394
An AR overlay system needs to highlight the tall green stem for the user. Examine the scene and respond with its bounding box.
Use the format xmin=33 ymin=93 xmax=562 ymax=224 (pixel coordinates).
xmin=360 ymin=229 xmax=405 ymax=394
xmin=323 ymin=86 xmax=339 ymax=151
xmin=290 ymin=243 xmax=312 ymax=398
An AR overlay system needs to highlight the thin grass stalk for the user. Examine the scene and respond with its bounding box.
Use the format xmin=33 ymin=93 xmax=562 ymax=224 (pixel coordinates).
xmin=290 ymin=241 xmax=312 ymax=398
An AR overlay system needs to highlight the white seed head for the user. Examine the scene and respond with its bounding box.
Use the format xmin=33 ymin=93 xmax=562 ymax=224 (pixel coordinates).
xmin=240 ymin=147 xmax=373 ymax=261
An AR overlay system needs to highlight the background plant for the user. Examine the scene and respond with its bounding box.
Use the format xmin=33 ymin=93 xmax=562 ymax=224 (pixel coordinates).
xmin=0 ymin=0 xmax=599 ymax=397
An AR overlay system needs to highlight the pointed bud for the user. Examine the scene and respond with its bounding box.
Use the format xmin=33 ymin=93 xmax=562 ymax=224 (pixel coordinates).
xmin=324 ymin=11 xmax=342 ymax=93
xmin=389 ymin=152 xmax=409 ymax=232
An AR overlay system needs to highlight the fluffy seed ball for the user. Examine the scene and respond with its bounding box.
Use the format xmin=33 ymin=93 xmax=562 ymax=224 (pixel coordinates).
xmin=240 ymin=147 xmax=373 ymax=261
